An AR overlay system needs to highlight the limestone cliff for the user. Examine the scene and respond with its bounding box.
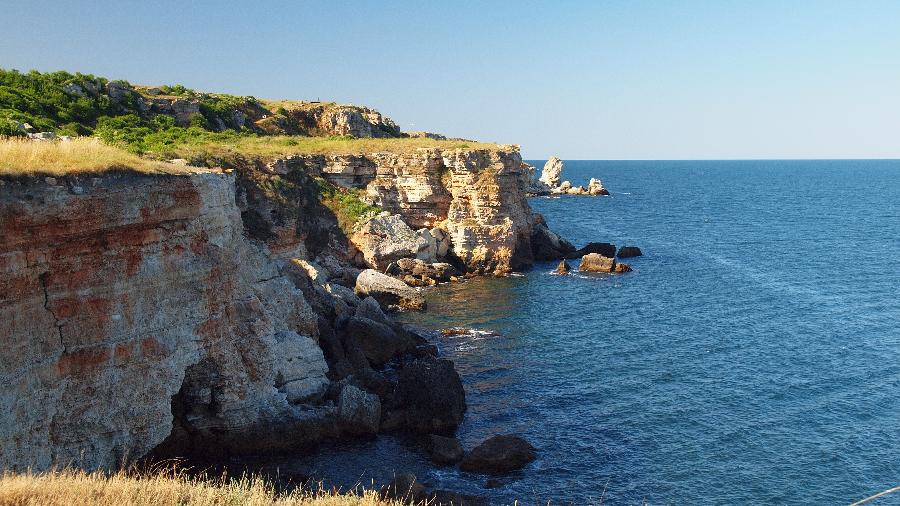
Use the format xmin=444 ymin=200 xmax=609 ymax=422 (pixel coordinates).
xmin=262 ymin=146 xmax=570 ymax=275
xmin=0 ymin=171 xmax=334 ymax=470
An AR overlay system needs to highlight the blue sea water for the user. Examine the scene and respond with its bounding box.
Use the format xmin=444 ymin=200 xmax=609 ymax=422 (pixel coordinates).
xmin=268 ymin=160 xmax=900 ymax=504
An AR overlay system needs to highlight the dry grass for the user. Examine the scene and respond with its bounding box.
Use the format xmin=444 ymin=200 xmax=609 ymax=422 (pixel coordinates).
xmin=0 ymin=137 xmax=208 ymax=176
xmin=166 ymin=135 xmax=511 ymax=160
xmin=0 ymin=469 xmax=402 ymax=506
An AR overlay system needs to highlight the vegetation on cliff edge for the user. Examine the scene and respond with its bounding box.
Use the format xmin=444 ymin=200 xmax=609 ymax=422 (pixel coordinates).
xmin=0 ymin=469 xmax=402 ymax=506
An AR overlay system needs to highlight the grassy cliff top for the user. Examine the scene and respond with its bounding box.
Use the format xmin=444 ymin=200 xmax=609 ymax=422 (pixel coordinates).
xmin=0 ymin=469 xmax=399 ymax=506
xmin=0 ymin=137 xmax=209 ymax=176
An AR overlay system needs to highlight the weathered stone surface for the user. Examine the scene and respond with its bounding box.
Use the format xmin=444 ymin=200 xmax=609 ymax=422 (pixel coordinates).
xmin=553 ymin=259 xmax=571 ymax=275
xmin=354 ymin=296 xmax=389 ymax=324
xmin=386 ymin=258 xmax=461 ymax=286
xmin=355 ymin=269 xmax=426 ymax=311
xmin=531 ymin=214 xmax=576 ymax=260
xmin=345 ymin=316 xmax=413 ymax=367
xmin=617 ymin=245 xmax=643 ymax=258
xmin=350 ymin=214 xmax=432 ymax=270
xmin=337 ymin=384 xmax=380 ymax=435
xmin=460 ymin=435 xmax=537 ymax=474
xmin=392 ymin=357 xmax=466 ymax=433
xmin=0 ymin=171 xmax=331 ymax=470
xmin=539 ymin=157 xmax=563 ymax=188
xmin=615 ymin=262 xmax=633 ymax=273
xmin=429 ymin=434 xmax=465 ymax=465
xmin=588 ymin=178 xmax=609 ymax=196
xmin=579 ymin=253 xmax=617 ymax=273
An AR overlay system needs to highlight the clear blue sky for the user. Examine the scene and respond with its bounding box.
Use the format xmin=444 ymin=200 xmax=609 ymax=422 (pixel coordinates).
xmin=3 ymin=1 xmax=899 ymax=159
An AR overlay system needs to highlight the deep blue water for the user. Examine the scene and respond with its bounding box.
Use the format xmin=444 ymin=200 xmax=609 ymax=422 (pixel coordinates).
xmin=266 ymin=161 xmax=900 ymax=504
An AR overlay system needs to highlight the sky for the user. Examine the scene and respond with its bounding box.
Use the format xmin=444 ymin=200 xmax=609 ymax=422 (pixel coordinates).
xmin=2 ymin=0 xmax=899 ymax=159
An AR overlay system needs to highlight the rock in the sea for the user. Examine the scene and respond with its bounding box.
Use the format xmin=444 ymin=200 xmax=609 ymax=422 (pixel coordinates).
xmin=615 ymin=262 xmax=633 ymax=273
xmin=355 ymin=269 xmax=426 ymax=311
xmin=460 ymin=435 xmax=537 ymax=474
xmin=429 ymin=434 xmax=465 ymax=465
xmin=553 ymin=259 xmax=570 ymax=275
xmin=579 ymin=253 xmax=616 ymax=273
xmin=338 ymin=384 xmax=381 ymax=435
xmin=587 ymin=178 xmax=609 ymax=196
xmin=617 ymin=245 xmax=643 ymax=258
xmin=392 ymin=357 xmax=466 ymax=433
xmin=569 ymin=242 xmax=617 ymax=259
xmin=345 ymin=316 xmax=414 ymax=366
xmin=350 ymin=214 xmax=434 ymax=270
xmin=530 ymin=213 xmax=576 ymax=260
xmin=539 ymin=156 xmax=563 ymax=188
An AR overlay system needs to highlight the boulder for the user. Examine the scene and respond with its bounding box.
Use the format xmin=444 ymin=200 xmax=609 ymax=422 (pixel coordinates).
xmin=539 ymin=157 xmax=563 ymax=188
xmin=579 ymin=253 xmax=616 ymax=273
xmin=392 ymin=357 xmax=466 ymax=433
xmin=429 ymin=434 xmax=465 ymax=465
xmin=588 ymin=178 xmax=610 ymax=196
xmin=355 ymin=269 xmax=426 ymax=311
xmin=271 ymin=331 xmax=329 ymax=403
xmin=430 ymin=227 xmax=452 ymax=258
xmin=553 ymin=260 xmax=570 ymax=275
xmin=380 ymin=473 xmax=426 ymax=503
xmin=345 ymin=316 xmax=414 ymax=366
xmin=291 ymin=258 xmax=329 ymax=283
xmin=617 ymin=245 xmax=643 ymax=258
xmin=386 ymin=258 xmax=461 ymax=286
xmin=568 ymin=242 xmax=617 ymax=259
xmin=350 ymin=214 xmax=433 ymax=270
xmin=459 ymin=435 xmax=537 ymax=474
xmin=354 ymin=296 xmax=389 ymax=325
xmin=615 ymin=262 xmax=633 ymax=273
xmin=337 ymin=384 xmax=381 ymax=435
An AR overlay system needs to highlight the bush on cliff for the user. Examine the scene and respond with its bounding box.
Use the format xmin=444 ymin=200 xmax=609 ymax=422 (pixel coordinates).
xmin=0 ymin=469 xmax=400 ymax=505
xmin=316 ymin=178 xmax=380 ymax=234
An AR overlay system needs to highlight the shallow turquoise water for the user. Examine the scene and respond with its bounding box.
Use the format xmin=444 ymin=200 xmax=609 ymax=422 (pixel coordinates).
xmin=278 ymin=160 xmax=900 ymax=504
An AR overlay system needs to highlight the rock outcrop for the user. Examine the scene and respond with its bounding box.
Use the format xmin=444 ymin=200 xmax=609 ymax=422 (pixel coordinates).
xmin=526 ymin=156 xmax=610 ymax=197
xmin=617 ymin=245 xmax=643 ymax=258
xmin=354 ymin=269 xmax=426 ymax=311
xmin=578 ymin=253 xmax=632 ymax=273
xmin=349 ymin=213 xmax=435 ymax=270
xmin=459 ymin=435 xmax=537 ymax=474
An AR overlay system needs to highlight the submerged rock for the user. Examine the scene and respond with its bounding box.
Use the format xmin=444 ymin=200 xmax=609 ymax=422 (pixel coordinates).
xmin=355 ymin=269 xmax=426 ymax=311
xmin=617 ymin=245 xmax=643 ymax=258
xmin=460 ymin=435 xmax=537 ymax=474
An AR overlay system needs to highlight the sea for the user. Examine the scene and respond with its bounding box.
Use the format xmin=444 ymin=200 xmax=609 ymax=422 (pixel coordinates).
xmin=250 ymin=160 xmax=900 ymax=505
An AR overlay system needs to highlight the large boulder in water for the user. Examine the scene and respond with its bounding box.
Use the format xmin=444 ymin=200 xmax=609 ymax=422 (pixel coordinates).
xmin=617 ymin=245 xmax=643 ymax=258
xmin=530 ymin=214 xmax=576 ymax=260
xmin=579 ymin=253 xmax=616 ymax=272
xmin=460 ymin=435 xmax=537 ymax=474
xmin=392 ymin=357 xmax=466 ymax=433
xmin=429 ymin=434 xmax=465 ymax=465
xmin=587 ymin=178 xmax=609 ymax=196
xmin=553 ymin=259 xmax=570 ymax=275
xmin=355 ymin=269 xmax=426 ymax=311
xmin=568 ymin=242 xmax=617 ymax=259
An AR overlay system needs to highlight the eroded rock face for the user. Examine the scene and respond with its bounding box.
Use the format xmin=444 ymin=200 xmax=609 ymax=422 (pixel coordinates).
xmin=539 ymin=157 xmax=563 ymax=188
xmin=350 ymin=214 xmax=433 ymax=270
xmin=0 ymin=171 xmax=330 ymax=470
xmin=579 ymin=253 xmax=617 ymax=272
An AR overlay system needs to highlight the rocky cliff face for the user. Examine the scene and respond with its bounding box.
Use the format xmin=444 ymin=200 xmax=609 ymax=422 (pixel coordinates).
xmin=0 ymin=171 xmax=331 ymax=470
xmin=265 ymin=146 xmax=566 ymax=275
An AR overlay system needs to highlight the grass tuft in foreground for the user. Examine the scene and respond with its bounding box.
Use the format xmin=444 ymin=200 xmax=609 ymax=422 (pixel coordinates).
xmin=0 ymin=137 xmax=204 ymax=176
xmin=0 ymin=469 xmax=402 ymax=506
